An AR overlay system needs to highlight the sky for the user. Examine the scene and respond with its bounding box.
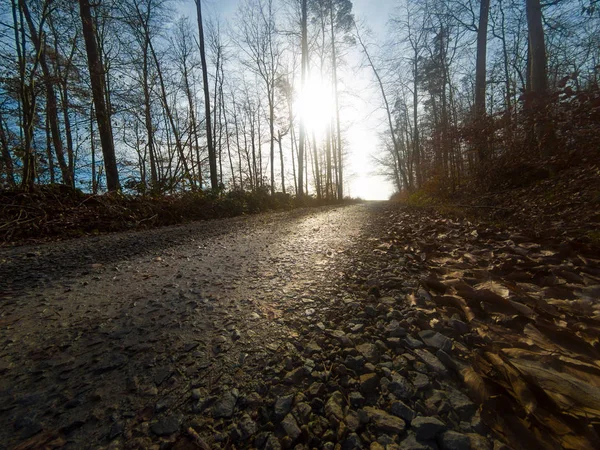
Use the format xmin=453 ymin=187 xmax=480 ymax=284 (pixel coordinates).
xmin=178 ymin=0 xmax=397 ymax=200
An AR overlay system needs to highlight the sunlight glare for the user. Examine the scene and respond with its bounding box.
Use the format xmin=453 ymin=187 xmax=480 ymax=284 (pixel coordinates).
xmin=296 ymin=74 xmax=333 ymax=140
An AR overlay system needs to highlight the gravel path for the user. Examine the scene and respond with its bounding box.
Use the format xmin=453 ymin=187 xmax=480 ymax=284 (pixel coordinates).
xmin=1 ymin=203 xmax=598 ymax=450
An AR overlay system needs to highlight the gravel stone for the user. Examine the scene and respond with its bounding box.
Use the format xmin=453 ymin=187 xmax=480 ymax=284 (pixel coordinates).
xmin=281 ymin=414 xmax=301 ymax=441
xmin=212 ymin=391 xmax=237 ymax=418
xmin=438 ymin=430 xmax=471 ymax=450
xmin=150 ymin=416 xmax=180 ymax=436
xmin=274 ymin=395 xmax=294 ymax=421
xmin=391 ymin=400 xmax=416 ymax=422
xmin=356 ymin=343 xmax=380 ymax=364
xmin=411 ymin=416 xmax=447 ymax=440
xmin=360 ymin=373 xmax=380 ymax=394
xmin=363 ymin=407 xmax=406 ymax=434
xmin=418 ymin=330 xmax=453 ymax=352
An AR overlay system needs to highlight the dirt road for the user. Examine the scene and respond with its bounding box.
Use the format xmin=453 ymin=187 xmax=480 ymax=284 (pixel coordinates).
xmin=1 ymin=203 xmax=598 ymax=450
xmin=1 ymin=204 xmax=379 ymax=449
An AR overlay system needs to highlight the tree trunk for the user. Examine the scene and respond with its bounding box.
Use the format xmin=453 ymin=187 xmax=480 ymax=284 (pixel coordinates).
xmin=45 ymin=110 xmax=55 ymax=183
xmin=20 ymin=0 xmax=72 ymax=187
xmin=142 ymin=40 xmax=158 ymax=187
xmin=195 ymin=0 xmax=218 ymax=189
xmin=474 ymin=0 xmax=490 ymax=162
xmin=525 ymin=0 xmax=555 ymax=157
xmin=148 ymin=37 xmax=193 ymax=189
xmin=0 ymin=110 xmax=16 ymax=187
xmin=278 ymin=130 xmax=286 ymax=195
xmin=356 ymin=26 xmax=409 ymax=189
xmin=297 ymin=0 xmax=308 ymax=198
xmin=330 ymin=6 xmax=343 ymax=199
xmin=78 ymin=0 xmax=120 ymax=191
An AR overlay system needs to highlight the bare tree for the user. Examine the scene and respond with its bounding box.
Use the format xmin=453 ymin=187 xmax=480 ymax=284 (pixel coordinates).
xmin=79 ymin=0 xmax=120 ymax=191
xmin=195 ymin=0 xmax=218 ymax=189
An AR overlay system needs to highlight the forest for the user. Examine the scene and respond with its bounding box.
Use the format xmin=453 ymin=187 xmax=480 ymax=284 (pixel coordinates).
xmin=1 ymin=2 xmax=600 ymax=449
xmin=0 ymin=0 xmax=597 ymax=202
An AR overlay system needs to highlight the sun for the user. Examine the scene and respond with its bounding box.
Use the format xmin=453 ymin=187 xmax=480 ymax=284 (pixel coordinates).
xmin=296 ymin=74 xmax=334 ymax=140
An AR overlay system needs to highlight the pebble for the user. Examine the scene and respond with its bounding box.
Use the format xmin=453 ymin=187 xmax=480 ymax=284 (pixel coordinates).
xmin=212 ymin=390 xmax=237 ymax=418
xmin=150 ymin=416 xmax=179 ymax=436
xmin=274 ymin=395 xmax=294 ymax=420
xmin=325 ymin=391 xmax=345 ymax=424
xmin=390 ymin=400 xmax=416 ymax=422
xmin=418 ymin=330 xmax=453 ymax=352
xmin=349 ymin=391 xmax=365 ymax=408
xmin=388 ymin=372 xmax=415 ymax=400
xmin=413 ymin=349 xmax=448 ymax=375
xmin=363 ymin=407 xmax=406 ymax=434
xmin=438 ymin=430 xmax=471 ymax=450
xmin=411 ymin=416 xmax=447 ymax=440
xmin=284 ymin=366 xmax=310 ymax=384
xmin=403 ymin=336 xmax=424 ymax=349
xmin=281 ymin=413 xmax=301 ymax=441
xmin=359 ymin=373 xmax=380 ymax=394
xmin=356 ymin=343 xmax=380 ymax=364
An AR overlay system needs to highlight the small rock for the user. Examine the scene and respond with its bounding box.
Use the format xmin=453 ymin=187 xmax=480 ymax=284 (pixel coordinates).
xmin=307 ymin=382 xmax=326 ymax=397
xmin=239 ymin=414 xmax=257 ymax=439
xmin=418 ymin=330 xmax=452 ymax=352
xmin=446 ymin=388 xmax=476 ymax=421
xmin=150 ymin=416 xmax=180 ymax=436
xmin=212 ymin=391 xmax=237 ymax=418
xmin=360 ymin=373 xmax=380 ymax=394
xmin=264 ymin=433 xmax=282 ymax=450
xmin=388 ymin=372 xmax=414 ymax=400
xmin=14 ymin=416 xmax=43 ymax=439
xmin=349 ymin=392 xmax=365 ymax=408
xmin=95 ymin=353 xmax=128 ymax=374
xmin=293 ymin=402 xmax=312 ymax=425
xmin=343 ymin=433 xmax=363 ymax=449
xmin=153 ymin=367 xmax=173 ymax=386
xmin=467 ymin=434 xmax=491 ymax=450
xmin=391 ymin=400 xmax=415 ymax=422
xmin=284 ymin=366 xmax=310 ymax=384
xmin=344 ymin=355 xmax=365 ymax=372
xmin=398 ymin=432 xmax=431 ymax=450
xmin=345 ymin=410 xmax=361 ymax=432
xmin=411 ymin=372 xmax=430 ymax=390
xmin=363 ymin=407 xmax=406 ymax=435
xmin=274 ymin=395 xmax=294 ymax=421
xmin=325 ymin=391 xmax=345 ymax=424
xmin=281 ymin=414 xmax=301 ymax=441
xmin=386 ymin=320 xmax=407 ymax=337
xmin=191 ymin=388 xmax=202 ymax=400
xmin=356 ymin=343 xmax=380 ymax=364
xmin=109 ymin=422 xmax=124 ymax=440
xmin=448 ymin=319 xmax=469 ymax=334
xmin=403 ymin=336 xmax=424 ymax=349
xmin=413 ymin=349 xmax=448 ymax=375
xmin=438 ymin=430 xmax=471 ymax=450
xmin=305 ymin=341 xmax=322 ymax=354
xmin=412 ymin=416 xmax=446 ymax=440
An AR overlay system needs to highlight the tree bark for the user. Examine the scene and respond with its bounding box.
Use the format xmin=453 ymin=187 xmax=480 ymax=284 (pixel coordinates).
xmin=78 ymin=0 xmax=120 ymax=191
xmin=525 ymin=0 xmax=555 ymax=157
xmin=0 ymin=111 xmax=15 ymax=187
xmin=195 ymin=0 xmax=218 ymax=189
xmin=297 ymin=0 xmax=308 ymax=198
xmin=330 ymin=5 xmax=343 ymax=199
xmin=474 ymin=0 xmax=490 ymax=162
xmin=20 ymin=0 xmax=72 ymax=187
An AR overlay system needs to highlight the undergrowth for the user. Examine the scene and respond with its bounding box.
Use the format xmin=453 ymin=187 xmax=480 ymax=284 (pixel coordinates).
xmin=0 ymin=185 xmax=356 ymax=245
